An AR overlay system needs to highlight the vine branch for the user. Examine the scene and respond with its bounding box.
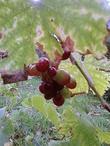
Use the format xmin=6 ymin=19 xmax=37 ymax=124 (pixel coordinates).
xmin=70 ymin=52 xmax=110 ymax=112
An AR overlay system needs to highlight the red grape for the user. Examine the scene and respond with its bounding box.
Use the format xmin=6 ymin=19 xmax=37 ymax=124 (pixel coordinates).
xmin=39 ymin=81 xmax=57 ymax=95
xmin=53 ymin=94 xmax=64 ymax=106
xmin=53 ymin=81 xmax=64 ymax=90
xmin=36 ymin=57 xmax=49 ymax=72
xmin=44 ymin=94 xmax=53 ymax=100
xmin=39 ymin=82 xmax=46 ymax=94
xmin=44 ymin=89 xmax=57 ymax=100
xmin=66 ymin=76 xmax=77 ymax=89
xmin=48 ymin=67 xmax=57 ymax=77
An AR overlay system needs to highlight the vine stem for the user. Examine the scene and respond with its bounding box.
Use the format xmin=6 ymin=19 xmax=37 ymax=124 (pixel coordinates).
xmin=70 ymin=52 xmax=110 ymax=112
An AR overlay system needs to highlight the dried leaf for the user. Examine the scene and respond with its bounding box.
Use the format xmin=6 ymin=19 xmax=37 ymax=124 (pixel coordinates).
xmin=35 ymin=42 xmax=49 ymax=59
xmin=1 ymin=69 xmax=28 ymax=84
xmin=51 ymin=50 xmax=62 ymax=69
xmin=61 ymin=36 xmax=75 ymax=52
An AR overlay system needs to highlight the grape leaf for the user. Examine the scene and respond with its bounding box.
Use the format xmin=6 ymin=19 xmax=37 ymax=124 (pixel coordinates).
xmin=0 ymin=0 xmax=109 ymax=69
xmin=23 ymin=95 xmax=60 ymax=126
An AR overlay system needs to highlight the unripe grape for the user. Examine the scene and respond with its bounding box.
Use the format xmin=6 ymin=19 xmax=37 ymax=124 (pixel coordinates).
xmin=60 ymin=87 xmax=72 ymax=98
xmin=36 ymin=57 xmax=49 ymax=72
xmin=26 ymin=64 xmax=41 ymax=76
xmin=66 ymin=76 xmax=77 ymax=89
xmin=53 ymin=69 xmax=70 ymax=85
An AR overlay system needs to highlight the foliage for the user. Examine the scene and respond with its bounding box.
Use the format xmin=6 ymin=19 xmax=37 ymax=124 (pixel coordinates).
xmin=0 ymin=0 xmax=110 ymax=146
xmin=0 ymin=0 xmax=109 ymax=68
xmin=0 ymin=0 xmax=110 ymax=95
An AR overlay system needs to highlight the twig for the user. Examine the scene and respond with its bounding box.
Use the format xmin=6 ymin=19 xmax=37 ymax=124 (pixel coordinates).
xmin=71 ymin=92 xmax=86 ymax=97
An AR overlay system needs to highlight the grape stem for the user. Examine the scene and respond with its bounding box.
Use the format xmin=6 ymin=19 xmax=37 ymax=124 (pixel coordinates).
xmin=70 ymin=52 xmax=110 ymax=112
xmin=71 ymin=92 xmax=86 ymax=97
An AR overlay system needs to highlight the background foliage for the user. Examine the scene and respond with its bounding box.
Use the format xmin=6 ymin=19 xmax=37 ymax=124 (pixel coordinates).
xmin=0 ymin=0 xmax=110 ymax=146
xmin=0 ymin=0 xmax=110 ymax=69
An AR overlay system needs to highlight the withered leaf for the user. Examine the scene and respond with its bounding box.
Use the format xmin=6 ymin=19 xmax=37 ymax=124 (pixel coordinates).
xmin=35 ymin=42 xmax=49 ymax=59
xmin=51 ymin=50 xmax=62 ymax=69
xmin=1 ymin=69 xmax=28 ymax=84
xmin=61 ymin=36 xmax=74 ymax=51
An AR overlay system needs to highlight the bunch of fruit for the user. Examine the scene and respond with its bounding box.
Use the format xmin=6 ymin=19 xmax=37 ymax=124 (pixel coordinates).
xmin=26 ymin=56 xmax=77 ymax=106
xmin=26 ymin=35 xmax=77 ymax=106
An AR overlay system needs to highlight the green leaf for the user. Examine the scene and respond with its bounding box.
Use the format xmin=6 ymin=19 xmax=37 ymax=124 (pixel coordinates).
xmin=46 ymin=103 xmax=60 ymax=126
xmin=60 ymin=56 xmax=109 ymax=95
xmin=0 ymin=0 xmax=109 ymax=69
xmin=72 ymin=119 xmax=100 ymax=146
xmin=23 ymin=95 xmax=60 ymax=126
xmin=0 ymin=0 xmax=109 ymax=94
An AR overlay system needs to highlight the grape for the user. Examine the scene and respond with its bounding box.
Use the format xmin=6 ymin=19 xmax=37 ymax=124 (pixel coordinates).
xmin=44 ymin=88 xmax=57 ymax=100
xmin=62 ymin=50 xmax=71 ymax=60
xmin=48 ymin=67 xmax=57 ymax=77
xmin=39 ymin=81 xmax=57 ymax=95
xmin=53 ymin=81 xmax=64 ymax=90
xmin=39 ymin=81 xmax=57 ymax=100
xmin=53 ymin=69 xmax=70 ymax=85
xmin=36 ymin=57 xmax=49 ymax=72
xmin=60 ymin=87 xmax=72 ymax=98
xmin=53 ymin=94 xmax=64 ymax=106
xmin=26 ymin=64 xmax=41 ymax=76
xmin=39 ymin=82 xmax=51 ymax=94
xmin=42 ymin=72 xmax=52 ymax=82
xmin=39 ymin=82 xmax=46 ymax=94
xmin=44 ymin=94 xmax=53 ymax=100
xmin=66 ymin=76 xmax=77 ymax=89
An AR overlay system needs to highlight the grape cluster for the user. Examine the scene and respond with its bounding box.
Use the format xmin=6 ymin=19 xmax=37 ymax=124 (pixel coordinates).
xmin=26 ymin=57 xmax=77 ymax=106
